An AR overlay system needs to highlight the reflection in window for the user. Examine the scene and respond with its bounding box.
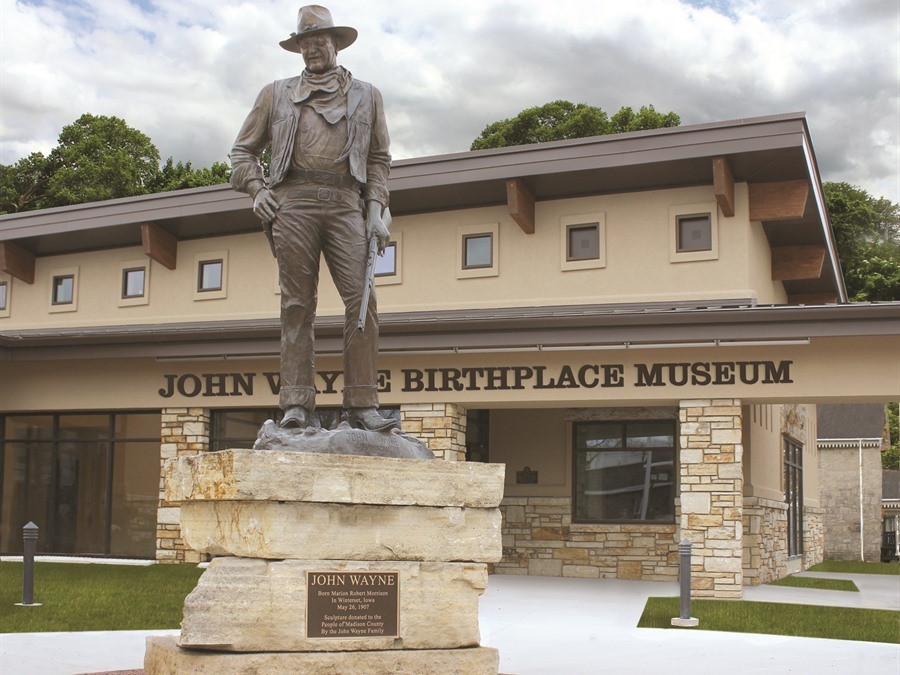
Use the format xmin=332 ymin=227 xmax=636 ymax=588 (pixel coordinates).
xmin=574 ymin=420 xmax=676 ymax=523
xmin=122 ymin=267 xmax=146 ymax=298
xmin=463 ymin=233 xmax=493 ymax=269
xmin=567 ymin=224 xmax=600 ymax=261
xmin=198 ymin=260 xmax=223 ymax=292
xmin=677 ymin=214 xmax=712 ymax=252
xmin=0 ymin=281 xmax=7 ymax=310
xmin=0 ymin=412 xmax=160 ymax=557
xmin=52 ymin=275 xmax=75 ymax=304
xmin=375 ymin=242 xmax=397 ymax=277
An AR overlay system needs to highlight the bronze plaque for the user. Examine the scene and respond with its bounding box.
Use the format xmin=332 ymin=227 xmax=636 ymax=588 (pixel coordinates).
xmin=306 ymin=570 xmax=399 ymax=638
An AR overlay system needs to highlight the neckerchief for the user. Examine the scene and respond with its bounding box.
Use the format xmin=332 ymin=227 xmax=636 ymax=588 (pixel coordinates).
xmin=293 ymin=66 xmax=351 ymax=124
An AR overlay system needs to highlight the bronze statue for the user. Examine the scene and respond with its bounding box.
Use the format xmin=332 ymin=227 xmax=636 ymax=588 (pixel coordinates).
xmin=231 ymin=5 xmax=396 ymax=433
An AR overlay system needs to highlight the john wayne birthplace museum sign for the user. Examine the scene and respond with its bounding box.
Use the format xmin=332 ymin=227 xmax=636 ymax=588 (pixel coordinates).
xmin=158 ymin=360 xmax=794 ymax=399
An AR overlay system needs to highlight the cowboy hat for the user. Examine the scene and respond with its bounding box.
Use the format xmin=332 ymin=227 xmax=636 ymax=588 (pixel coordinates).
xmin=279 ymin=5 xmax=358 ymax=53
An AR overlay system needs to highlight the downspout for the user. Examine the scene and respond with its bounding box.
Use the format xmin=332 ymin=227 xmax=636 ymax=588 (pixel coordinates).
xmin=859 ymin=438 xmax=864 ymax=561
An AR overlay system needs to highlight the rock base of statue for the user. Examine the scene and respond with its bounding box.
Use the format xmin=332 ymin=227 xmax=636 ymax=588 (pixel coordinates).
xmin=144 ymin=449 xmax=505 ymax=675
xmin=253 ymin=419 xmax=435 ymax=459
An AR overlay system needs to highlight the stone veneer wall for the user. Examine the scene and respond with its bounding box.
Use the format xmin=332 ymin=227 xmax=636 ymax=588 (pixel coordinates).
xmin=679 ymin=399 xmax=743 ymax=598
xmin=742 ymin=496 xmax=787 ymax=584
xmin=495 ymin=497 xmax=679 ymax=581
xmin=804 ymin=506 xmax=825 ymax=568
xmin=156 ymin=408 xmax=209 ymax=564
xmin=400 ymin=403 xmax=467 ymax=461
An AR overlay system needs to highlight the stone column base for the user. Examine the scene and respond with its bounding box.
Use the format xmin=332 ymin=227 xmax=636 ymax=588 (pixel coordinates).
xmin=145 ymin=636 xmax=500 ymax=675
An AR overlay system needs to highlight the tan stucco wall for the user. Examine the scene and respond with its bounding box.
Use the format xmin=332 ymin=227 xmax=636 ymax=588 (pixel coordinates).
xmin=2 ymin=336 xmax=898 ymax=412
xmin=0 ymin=185 xmax=783 ymax=331
xmin=489 ymin=409 xmax=570 ymax=498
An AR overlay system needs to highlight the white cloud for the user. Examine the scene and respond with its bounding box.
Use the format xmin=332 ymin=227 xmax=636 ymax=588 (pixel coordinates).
xmin=1 ymin=0 xmax=897 ymax=202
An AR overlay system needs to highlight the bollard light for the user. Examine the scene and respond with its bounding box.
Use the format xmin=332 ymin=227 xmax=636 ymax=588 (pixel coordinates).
xmin=16 ymin=522 xmax=42 ymax=608
xmin=671 ymin=539 xmax=698 ymax=627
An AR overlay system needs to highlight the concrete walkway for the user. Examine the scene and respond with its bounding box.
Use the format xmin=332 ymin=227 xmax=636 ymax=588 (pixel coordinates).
xmin=1 ymin=573 xmax=897 ymax=674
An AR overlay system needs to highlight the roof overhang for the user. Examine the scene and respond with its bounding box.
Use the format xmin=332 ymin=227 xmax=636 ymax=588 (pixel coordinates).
xmin=1 ymin=301 xmax=896 ymax=362
xmin=0 ymin=112 xmax=846 ymax=301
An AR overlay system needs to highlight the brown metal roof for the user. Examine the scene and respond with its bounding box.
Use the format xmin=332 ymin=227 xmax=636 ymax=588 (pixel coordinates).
xmin=2 ymin=301 xmax=897 ymax=362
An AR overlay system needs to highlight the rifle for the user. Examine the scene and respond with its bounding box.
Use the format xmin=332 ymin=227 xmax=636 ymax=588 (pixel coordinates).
xmin=357 ymin=208 xmax=391 ymax=332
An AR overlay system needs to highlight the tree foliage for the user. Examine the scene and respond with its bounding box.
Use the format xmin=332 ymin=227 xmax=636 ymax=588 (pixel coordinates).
xmin=823 ymin=182 xmax=900 ymax=302
xmin=0 ymin=114 xmax=230 ymax=214
xmin=470 ymin=101 xmax=680 ymax=151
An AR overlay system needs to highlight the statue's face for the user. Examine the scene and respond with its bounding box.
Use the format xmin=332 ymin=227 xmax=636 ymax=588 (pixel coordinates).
xmin=299 ymin=34 xmax=337 ymax=74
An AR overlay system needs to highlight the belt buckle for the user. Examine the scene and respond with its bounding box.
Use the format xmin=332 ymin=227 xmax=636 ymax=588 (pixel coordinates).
xmin=317 ymin=187 xmax=332 ymax=200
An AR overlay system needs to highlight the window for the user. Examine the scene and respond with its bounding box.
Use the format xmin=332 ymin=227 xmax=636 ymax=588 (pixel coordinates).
xmin=52 ymin=274 xmax=74 ymax=304
xmin=669 ymin=203 xmax=718 ymax=263
xmin=465 ymin=409 xmax=490 ymax=463
xmin=0 ymin=412 xmax=161 ymax=557
xmin=122 ymin=267 xmax=146 ymax=298
xmin=193 ymin=251 xmax=228 ymax=300
xmin=463 ymin=233 xmax=493 ymax=269
xmin=573 ymin=420 xmax=676 ymax=523
xmin=676 ymin=214 xmax=712 ymax=252
xmin=567 ymin=224 xmax=600 ymax=261
xmin=0 ymin=281 xmax=7 ymax=311
xmin=560 ymin=213 xmax=606 ymax=271
xmin=375 ymin=242 xmax=397 ymax=277
xmin=456 ymin=223 xmax=499 ymax=279
xmin=784 ymin=437 xmax=804 ymax=557
xmin=198 ymin=260 xmax=223 ymax=291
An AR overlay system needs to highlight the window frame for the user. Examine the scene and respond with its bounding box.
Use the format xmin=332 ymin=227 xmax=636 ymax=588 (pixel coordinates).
xmin=118 ymin=260 xmax=150 ymax=307
xmin=374 ymin=231 xmax=402 ymax=286
xmin=193 ymin=251 xmax=228 ymax=300
xmin=572 ymin=419 xmax=677 ymax=524
xmin=784 ymin=436 xmax=804 ymax=557
xmin=669 ymin=203 xmax=719 ymax=263
xmin=0 ymin=278 xmax=9 ymax=317
xmin=48 ymin=267 xmax=79 ymax=313
xmin=560 ymin=212 xmax=606 ymax=271
xmin=456 ymin=222 xmax=499 ymax=279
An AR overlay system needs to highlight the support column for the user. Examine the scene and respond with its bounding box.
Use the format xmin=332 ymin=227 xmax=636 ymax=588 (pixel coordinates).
xmin=400 ymin=403 xmax=467 ymax=461
xmin=679 ymin=399 xmax=743 ymax=598
xmin=156 ymin=407 xmax=210 ymax=563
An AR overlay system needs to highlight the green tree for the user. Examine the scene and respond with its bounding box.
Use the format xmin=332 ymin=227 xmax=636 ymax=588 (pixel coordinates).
xmin=0 ymin=152 xmax=55 ymax=213
xmin=41 ymin=113 xmax=161 ymax=207
xmin=823 ymin=182 xmax=900 ymax=302
xmin=884 ymin=402 xmax=899 ymax=471
xmin=0 ymin=115 xmax=232 ymax=214
xmin=147 ymin=158 xmax=231 ymax=193
xmin=470 ymin=101 xmax=680 ymax=151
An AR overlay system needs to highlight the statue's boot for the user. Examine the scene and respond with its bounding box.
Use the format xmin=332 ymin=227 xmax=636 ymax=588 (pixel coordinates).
xmin=347 ymin=408 xmax=400 ymax=432
xmin=280 ymin=406 xmax=311 ymax=429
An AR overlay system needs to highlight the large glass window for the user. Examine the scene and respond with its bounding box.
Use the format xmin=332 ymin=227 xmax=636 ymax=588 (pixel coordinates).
xmin=0 ymin=412 xmax=160 ymax=557
xmin=785 ymin=437 xmax=804 ymax=557
xmin=574 ymin=420 xmax=676 ymax=523
xmin=465 ymin=410 xmax=490 ymax=463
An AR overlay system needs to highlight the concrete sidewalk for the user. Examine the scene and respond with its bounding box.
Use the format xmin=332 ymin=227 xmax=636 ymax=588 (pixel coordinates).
xmin=1 ymin=573 xmax=898 ymax=674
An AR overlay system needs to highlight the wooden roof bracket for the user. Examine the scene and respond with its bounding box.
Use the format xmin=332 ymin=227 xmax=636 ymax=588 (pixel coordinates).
xmin=141 ymin=222 xmax=178 ymax=270
xmin=712 ymin=156 xmax=735 ymax=217
xmin=507 ymin=178 xmax=536 ymax=234
xmin=0 ymin=241 xmax=36 ymax=284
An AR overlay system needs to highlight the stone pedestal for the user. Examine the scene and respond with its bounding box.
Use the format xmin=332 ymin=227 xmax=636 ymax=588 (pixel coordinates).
xmin=145 ymin=449 xmax=504 ymax=674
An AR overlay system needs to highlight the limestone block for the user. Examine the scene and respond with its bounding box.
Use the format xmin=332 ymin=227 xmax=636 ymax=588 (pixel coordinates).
xmin=180 ymin=558 xmax=486 ymax=652
xmin=180 ymin=501 xmax=502 ymax=562
xmin=145 ymin=636 xmax=499 ymax=675
xmin=165 ymin=449 xmax=505 ymax=508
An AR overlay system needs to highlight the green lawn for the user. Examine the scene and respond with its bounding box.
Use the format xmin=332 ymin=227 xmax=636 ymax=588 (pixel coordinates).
xmin=639 ymin=597 xmax=900 ymax=644
xmin=767 ymin=575 xmax=859 ymax=592
xmin=808 ymin=560 xmax=900 ymax=575
xmin=0 ymin=562 xmax=203 ymax=633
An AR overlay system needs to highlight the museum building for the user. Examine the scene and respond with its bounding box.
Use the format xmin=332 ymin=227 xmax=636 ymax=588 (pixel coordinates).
xmin=1 ymin=112 xmax=898 ymax=599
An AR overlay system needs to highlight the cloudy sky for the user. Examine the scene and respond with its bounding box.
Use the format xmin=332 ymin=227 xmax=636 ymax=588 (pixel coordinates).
xmin=2 ymin=0 xmax=898 ymax=202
